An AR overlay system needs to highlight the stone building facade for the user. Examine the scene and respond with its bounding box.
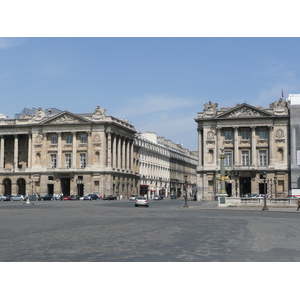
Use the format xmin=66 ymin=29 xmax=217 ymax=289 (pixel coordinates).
xmin=195 ymin=99 xmax=290 ymax=200
xmin=287 ymin=94 xmax=300 ymax=195
xmin=0 ymin=106 xmax=139 ymax=198
xmin=135 ymin=132 xmax=198 ymax=199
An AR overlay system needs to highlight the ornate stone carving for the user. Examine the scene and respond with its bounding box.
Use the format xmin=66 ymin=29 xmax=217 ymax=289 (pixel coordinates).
xmin=227 ymin=107 xmax=265 ymax=118
xmin=270 ymin=98 xmax=288 ymax=114
xmin=35 ymin=134 xmax=43 ymax=144
xmin=49 ymin=114 xmax=81 ymax=124
xmin=276 ymin=129 xmax=284 ymax=138
xmin=203 ymin=101 xmax=218 ymax=117
xmin=92 ymin=105 xmax=106 ymax=121
xmin=32 ymin=107 xmax=46 ymax=122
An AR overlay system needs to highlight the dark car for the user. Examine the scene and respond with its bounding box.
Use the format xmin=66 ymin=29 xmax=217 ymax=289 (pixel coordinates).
xmin=170 ymin=195 xmax=177 ymax=199
xmin=83 ymin=194 xmax=100 ymax=200
xmin=70 ymin=195 xmax=79 ymax=200
xmin=41 ymin=194 xmax=54 ymax=201
xmin=28 ymin=194 xmax=40 ymax=201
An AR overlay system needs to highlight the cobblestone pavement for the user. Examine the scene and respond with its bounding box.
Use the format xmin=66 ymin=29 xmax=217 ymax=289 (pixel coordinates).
xmin=1 ymin=199 xmax=300 ymax=262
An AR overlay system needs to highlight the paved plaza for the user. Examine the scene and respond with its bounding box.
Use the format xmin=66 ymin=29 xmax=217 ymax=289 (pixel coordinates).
xmin=1 ymin=199 xmax=300 ymax=262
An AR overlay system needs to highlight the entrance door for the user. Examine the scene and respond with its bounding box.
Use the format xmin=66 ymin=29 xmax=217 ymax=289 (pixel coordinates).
xmin=240 ymin=177 xmax=251 ymax=196
xmin=61 ymin=178 xmax=70 ymax=196
xmin=48 ymin=184 xmax=54 ymax=195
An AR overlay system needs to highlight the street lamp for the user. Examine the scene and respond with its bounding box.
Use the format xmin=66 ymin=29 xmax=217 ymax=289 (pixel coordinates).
xmin=274 ymin=175 xmax=277 ymax=198
xmin=262 ymin=172 xmax=269 ymax=211
xmin=216 ymin=147 xmax=228 ymax=195
xmin=183 ymin=175 xmax=189 ymax=208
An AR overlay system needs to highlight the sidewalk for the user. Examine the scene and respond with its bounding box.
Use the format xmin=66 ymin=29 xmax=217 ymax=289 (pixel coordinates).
xmin=185 ymin=200 xmax=300 ymax=213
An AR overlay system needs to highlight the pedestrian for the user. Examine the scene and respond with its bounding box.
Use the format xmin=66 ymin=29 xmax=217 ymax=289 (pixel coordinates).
xmin=297 ymin=198 xmax=300 ymax=211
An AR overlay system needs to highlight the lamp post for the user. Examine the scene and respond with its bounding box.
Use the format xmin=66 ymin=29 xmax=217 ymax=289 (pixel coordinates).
xmin=183 ymin=175 xmax=189 ymax=208
xmin=274 ymin=175 xmax=277 ymax=198
xmin=216 ymin=147 xmax=228 ymax=195
xmin=262 ymin=172 xmax=269 ymax=211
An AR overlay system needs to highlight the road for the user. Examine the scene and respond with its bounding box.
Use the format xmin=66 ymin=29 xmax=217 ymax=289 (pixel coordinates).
xmin=1 ymin=199 xmax=300 ymax=262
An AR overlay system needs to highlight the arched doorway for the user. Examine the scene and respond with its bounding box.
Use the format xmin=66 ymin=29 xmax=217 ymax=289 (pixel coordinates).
xmin=3 ymin=178 xmax=12 ymax=196
xmin=17 ymin=178 xmax=26 ymax=195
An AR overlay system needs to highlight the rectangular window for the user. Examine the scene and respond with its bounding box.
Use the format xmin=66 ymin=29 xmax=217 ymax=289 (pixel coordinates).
xmin=50 ymin=154 xmax=57 ymax=168
xmin=65 ymin=154 xmax=71 ymax=168
xmin=225 ymin=151 xmax=232 ymax=167
xmin=80 ymin=134 xmax=87 ymax=143
xmin=80 ymin=153 xmax=86 ymax=168
xmin=259 ymin=128 xmax=267 ymax=140
xmin=224 ymin=130 xmax=232 ymax=140
xmin=241 ymin=129 xmax=249 ymax=140
xmin=242 ymin=151 xmax=249 ymax=166
xmin=259 ymin=150 xmax=267 ymax=166
xmin=66 ymin=134 xmax=72 ymax=144
xmin=51 ymin=134 xmax=58 ymax=144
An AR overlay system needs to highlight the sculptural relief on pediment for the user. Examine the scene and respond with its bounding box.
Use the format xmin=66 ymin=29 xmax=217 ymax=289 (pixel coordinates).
xmin=224 ymin=107 xmax=266 ymax=118
xmin=48 ymin=114 xmax=82 ymax=124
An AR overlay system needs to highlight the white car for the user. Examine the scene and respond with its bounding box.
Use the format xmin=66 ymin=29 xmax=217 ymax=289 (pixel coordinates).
xmin=10 ymin=195 xmax=24 ymax=201
xmin=135 ymin=196 xmax=149 ymax=207
xmin=129 ymin=194 xmax=138 ymax=201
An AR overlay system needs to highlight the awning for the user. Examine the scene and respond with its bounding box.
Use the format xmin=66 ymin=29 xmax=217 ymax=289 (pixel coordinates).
xmin=140 ymin=185 xmax=149 ymax=187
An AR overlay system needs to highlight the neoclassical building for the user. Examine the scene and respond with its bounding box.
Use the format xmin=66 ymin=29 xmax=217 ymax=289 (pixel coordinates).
xmin=0 ymin=106 xmax=139 ymax=198
xmin=195 ymin=99 xmax=290 ymax=200
xmin=135 ymin=132 xmax=198 ymax=198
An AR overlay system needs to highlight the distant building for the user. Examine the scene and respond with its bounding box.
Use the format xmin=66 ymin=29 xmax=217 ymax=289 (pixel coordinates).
xmin=135 ymin=132 xmax=198 ymax=198
xmin=287 ymin=94 xmax=300 ymax=196
xmin=195 ymin=99 xmax=289 ymax=200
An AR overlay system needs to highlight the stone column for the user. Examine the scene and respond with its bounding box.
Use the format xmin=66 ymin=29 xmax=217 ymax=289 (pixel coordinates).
xmin=0 ymin=135 xmax=4 ymax=168
xmin=112 ymin=134 xmax=117 ymax=168
xmin=87 ymin=132 xmax=92 ymax=167
xmin=72 ymin=132 xmax=77 ymax=168
xmin=269 ymin=126 xmax=274 ymax=166
xmin=117 ymin=135 xmax=121 ymax=169
xmin=28 ymin=133 xmax=32 ymax=168
xmin=234 ymin=127 xmax=239 ymax=166
xmin=197 ymin=128 xmax=202 ymax=166
xmin=251 ymin=127 xmax=256 ymax=166
xmin=100 ymin=132 xmax=106 ymax=168
xmin=122 ymin=137 xmax=126 ymax=169
xmin=126 ymin=139 xmax=129 ymax=170
xmin=57 ymin=133 xmax=62 ymax=168
xmin=14 ymin=134 xmax=18 ymax=169
xmin=42 ymin=133 xmax=47 ymax=167
xmin=216 ymin=127 xmax=221 ymax=166
xmin=107 ymin=132 xmax=111 ymax=167
xmin=130 ymin=140 xmax=134 ymax=170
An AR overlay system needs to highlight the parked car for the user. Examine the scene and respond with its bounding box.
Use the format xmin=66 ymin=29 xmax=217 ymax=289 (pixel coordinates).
xmin=286 ymin=195 xmax=299 ymax=199
xmin=70 ymin=195 xmax=79 ymax=200
xmin=135 ymin=196 xmax=149 ymax=207
xmin=170 ymin=195 xmax=177 ymax=199
xmin=28 ymin=194 xmax=40 ymax=201
xmin=10 ymin=195 xmax=25 ymax=201
xmin=254 ymin=194 xmax=265 ymax=198
xmin=153 ymin=195 xmax=163 ymax=200
xmin=0 ymin=195 xmax=10 ymax=201
xmin=83 ymin=194 xmax=100 ymax=200
xmin=63 ymin=195 xmax=71 ymax=200
xmin=41 ymin=194 xmax=54 ymax=201
xmin=129 ymin=194 xmax=138 ymax=201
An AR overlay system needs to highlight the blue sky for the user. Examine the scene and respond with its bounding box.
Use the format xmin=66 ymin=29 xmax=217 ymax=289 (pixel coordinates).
xmin=1 ymin=37 xmax=300 ymax=151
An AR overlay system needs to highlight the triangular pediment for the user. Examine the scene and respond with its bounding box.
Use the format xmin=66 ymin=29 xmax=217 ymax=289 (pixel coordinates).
xmin=216 ymin=103 xmax=274 ymax=119
xmin=40 ymin=111 xmax=91 ymax=125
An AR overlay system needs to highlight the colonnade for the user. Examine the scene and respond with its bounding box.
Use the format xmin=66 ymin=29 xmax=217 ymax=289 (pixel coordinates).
xmin=197 ymin=126 xmax=278 ymax=167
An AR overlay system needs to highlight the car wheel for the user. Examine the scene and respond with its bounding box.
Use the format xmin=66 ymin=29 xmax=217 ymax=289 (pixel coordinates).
xmin=146 ymin=205 xmax=149 ymax=207
xmin=135 ymin=204 xmax=138 ymax=207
